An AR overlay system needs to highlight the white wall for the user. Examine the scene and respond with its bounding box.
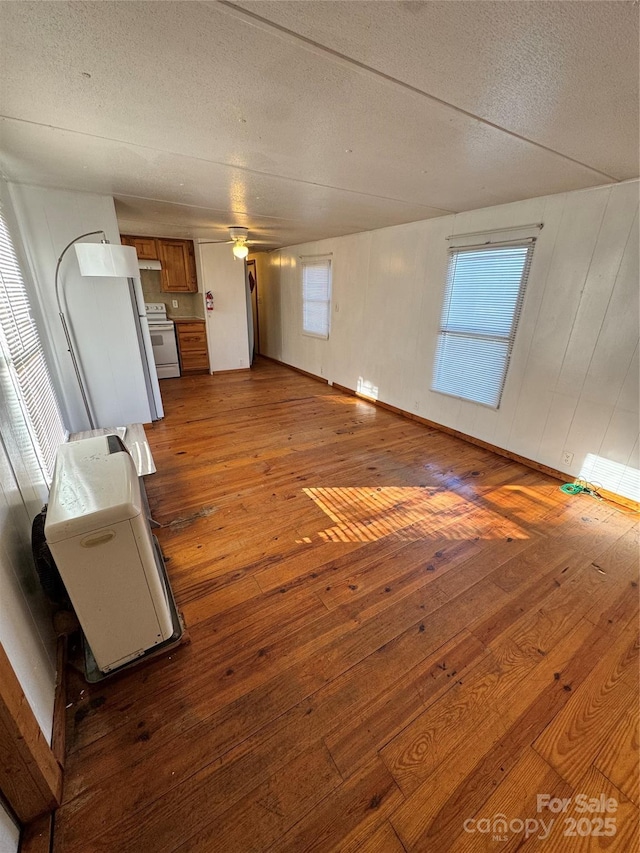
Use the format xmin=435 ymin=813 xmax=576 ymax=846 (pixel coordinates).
xmin=0 ymin=355 xmax=57 ymax=744
xmin=259 ymin=181 xmax=639 ymax=501
xmin=0 ymin=802 xmax=19 ymax=853
xmin=196 ymin=243 xmax=251 ymax=372
xmin=6 ymin=183 xmax=151 ymax=432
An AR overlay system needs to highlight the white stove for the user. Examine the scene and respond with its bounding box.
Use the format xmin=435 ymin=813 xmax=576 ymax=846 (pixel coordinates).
xmin=145 ymin=303 xmax=180 ymax=378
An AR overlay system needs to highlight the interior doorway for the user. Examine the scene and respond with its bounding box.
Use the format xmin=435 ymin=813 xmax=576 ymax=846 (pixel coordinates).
xmin=247 ymin=259 xmax=260 ymax=358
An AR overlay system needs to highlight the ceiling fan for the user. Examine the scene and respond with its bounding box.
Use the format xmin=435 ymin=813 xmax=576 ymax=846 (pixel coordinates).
xmin=203 ymin=227 xmax=259 ymax=259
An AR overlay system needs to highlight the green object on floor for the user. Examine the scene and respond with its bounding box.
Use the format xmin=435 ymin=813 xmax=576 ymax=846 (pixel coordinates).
xmin=560 ymin=482 xmax=584 ymax=495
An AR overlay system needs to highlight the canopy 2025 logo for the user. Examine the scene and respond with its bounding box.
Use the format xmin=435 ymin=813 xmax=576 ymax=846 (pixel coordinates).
xmin=463 ymin=793 xmax=618 ymax=842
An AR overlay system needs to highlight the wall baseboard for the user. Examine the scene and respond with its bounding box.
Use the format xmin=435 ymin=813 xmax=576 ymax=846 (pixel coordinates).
xmin=258 ymin=356 xmax=638 ymax=513
xmin=260 ymin=355 xmax=329 ymax=385
xmin=332 ymin=382 xmax=639 ymax=513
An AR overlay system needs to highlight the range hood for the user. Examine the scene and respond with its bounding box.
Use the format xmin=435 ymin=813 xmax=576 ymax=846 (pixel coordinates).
xmin=138 ymin=259 xmax=162 ymax=271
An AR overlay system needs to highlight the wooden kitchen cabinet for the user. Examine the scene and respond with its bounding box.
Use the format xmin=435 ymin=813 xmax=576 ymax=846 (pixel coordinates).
xmin=121 ymin=235 xmax=198 ymax=292
xmin=175 ymin=320 xmax=209 ymax=374
xmin=121 ymin=234 xmax=158 ymax=260
xmin=158 ymin=240 xmax=198 ymax=293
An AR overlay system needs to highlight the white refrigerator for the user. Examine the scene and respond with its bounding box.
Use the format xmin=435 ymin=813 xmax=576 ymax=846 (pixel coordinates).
xmin=128 ymin=275 xmax=164 ymax=420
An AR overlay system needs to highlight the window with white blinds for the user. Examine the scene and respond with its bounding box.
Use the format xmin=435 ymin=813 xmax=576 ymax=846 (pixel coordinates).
xmin=302 ymin=257 xmax=331 ymax=339
xmin=432 ymin=241 xmax=534 ymax=408
xmin=0 ymin=201 xmax=66 ymax=480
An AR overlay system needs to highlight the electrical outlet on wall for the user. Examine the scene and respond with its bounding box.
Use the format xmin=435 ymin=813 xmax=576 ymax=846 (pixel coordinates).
xmin=562 ymin=451 xmax=574 ymax=467
xmin=171 ymin=299 xmax=179 ymax=308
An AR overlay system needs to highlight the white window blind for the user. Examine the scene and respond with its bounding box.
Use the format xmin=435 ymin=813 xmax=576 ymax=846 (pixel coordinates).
xmin=0 ymin=201 xmax=66 ymax=480
xmin=302 ymin=257 xmax=331 ymax=339
xmin=432 ymin=241 xmax=534 ymax=408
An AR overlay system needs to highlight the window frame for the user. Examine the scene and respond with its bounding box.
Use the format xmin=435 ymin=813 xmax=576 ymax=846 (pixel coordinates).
xmin=301 ymin=255 xmax=332 ymax=340
xmin=0 ymin=199 xmax=67 ymax=482
xmin=431 ymin=237 xmax=536 ymax=409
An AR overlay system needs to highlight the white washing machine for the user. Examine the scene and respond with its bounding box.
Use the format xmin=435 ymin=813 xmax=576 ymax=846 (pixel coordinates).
xmin=45 ymin=435 xmax=174 ymax=673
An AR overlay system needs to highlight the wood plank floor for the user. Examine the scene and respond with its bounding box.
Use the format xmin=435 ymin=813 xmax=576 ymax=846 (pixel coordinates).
xmin=54 ymin=358 xmax=639 ymax=852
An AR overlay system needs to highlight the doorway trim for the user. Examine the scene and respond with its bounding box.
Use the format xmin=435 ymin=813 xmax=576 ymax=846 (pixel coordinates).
xmin=0 ymin=643 xmax=62 ymax=824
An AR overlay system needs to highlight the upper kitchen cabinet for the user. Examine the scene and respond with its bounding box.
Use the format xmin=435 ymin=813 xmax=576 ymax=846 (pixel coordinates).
xmin=157 ymin=240 xmax=197 ymax=293
xmin=121 ymin=235 xmax=198 ymax=292
xmin=121 ymin=234 xmax=158 ymax=260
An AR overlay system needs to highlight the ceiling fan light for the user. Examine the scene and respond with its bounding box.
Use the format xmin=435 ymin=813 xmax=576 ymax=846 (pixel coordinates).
xmin=232 ymin=242 xmax=249 ymax=259
xmin=229 ymin=226 xmax=249 ymax=242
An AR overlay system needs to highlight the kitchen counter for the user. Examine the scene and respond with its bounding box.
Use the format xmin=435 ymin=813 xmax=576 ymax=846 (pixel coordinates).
xmin=170 ymin=315 xmax=205 ymax=323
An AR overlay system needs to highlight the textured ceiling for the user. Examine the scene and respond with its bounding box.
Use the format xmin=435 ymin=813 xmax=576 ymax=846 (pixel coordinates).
xmin=0 ymin=1 xmax=637 ymax=247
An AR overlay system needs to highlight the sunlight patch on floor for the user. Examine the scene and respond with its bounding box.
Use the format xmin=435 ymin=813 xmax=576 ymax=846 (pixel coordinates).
xmin=298 ymin=486 xmax=528 ymax=543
